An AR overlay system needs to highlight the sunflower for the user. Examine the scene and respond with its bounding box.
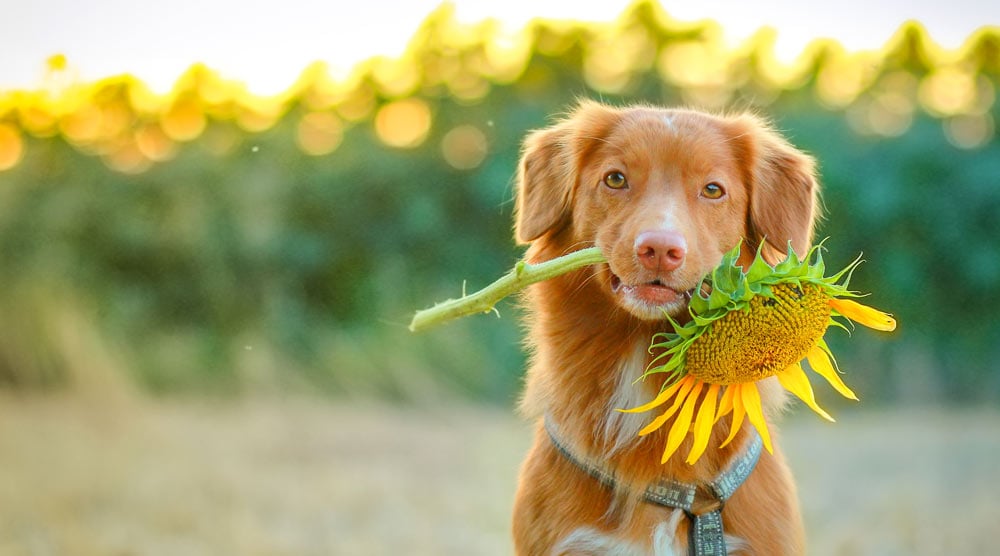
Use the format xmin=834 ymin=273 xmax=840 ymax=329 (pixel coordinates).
xmin=620 ymin=241 xmax=896 ymax=465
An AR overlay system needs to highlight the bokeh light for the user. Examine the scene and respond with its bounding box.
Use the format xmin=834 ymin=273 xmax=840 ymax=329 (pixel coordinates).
xmin=919 ymin=67 xmax=979 ymax=116
xmin=944 ymin=112 xmax=995 ymax=149
xmin=296 ymin=111 xmax=344 ymax=156
xmin=134 ymin=123 xmax=178 ymax=162
xmin=441 ymin=124 xmax=487 ymax=169
xmin=0 ymin=122 xmax=23 ymax=170
xmin=161 ymin=98 xmax=207 ymax=142
xmin=374 ymin=98 xmax=432 ymax=148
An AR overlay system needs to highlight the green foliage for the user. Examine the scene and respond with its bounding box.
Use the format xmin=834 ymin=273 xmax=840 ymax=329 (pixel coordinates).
xmin=0 ymin=1 xmax=997 ymax=403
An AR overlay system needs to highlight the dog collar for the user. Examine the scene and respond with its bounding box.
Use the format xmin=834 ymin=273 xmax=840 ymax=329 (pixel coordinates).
xmin=544 ymin=415 xmax=762 ymax=556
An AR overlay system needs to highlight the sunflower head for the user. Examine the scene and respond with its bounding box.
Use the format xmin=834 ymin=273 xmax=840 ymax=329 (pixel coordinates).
xmin=622 ymin=241 xmax=896 ymax=465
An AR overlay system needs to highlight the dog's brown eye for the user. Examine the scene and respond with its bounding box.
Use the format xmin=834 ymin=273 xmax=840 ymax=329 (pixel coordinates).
xmin=702 ymin=182 xmax=725 ymax=199
xmin=603 ymin=171 xmax=628 ymax=190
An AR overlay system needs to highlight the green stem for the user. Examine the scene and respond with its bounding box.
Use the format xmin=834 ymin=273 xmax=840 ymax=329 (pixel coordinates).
xmin=409 ymin=247 xmax=606 ymax=332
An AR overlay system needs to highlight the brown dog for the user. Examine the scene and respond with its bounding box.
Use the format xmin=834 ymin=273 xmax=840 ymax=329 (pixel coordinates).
xmin=511 ymin=101 xmax=817 ymax=554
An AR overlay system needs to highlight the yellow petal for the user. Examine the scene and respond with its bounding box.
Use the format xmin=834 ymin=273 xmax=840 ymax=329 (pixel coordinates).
xmin=740 ymin=382 xmax=774 ymax=454
xmin=807 ymin=345 xmax=858 ymax=400
xmin=686 ymin=383 xmax=720 ymax=465
xmin=618 ymin=376 xmax=687 ymax=414
xmin=776 ymin=363 xmax=835 ymax=422
xmin=637 ymin=376 xmax=697 ymax=436
xmin=714 ymin=385 xmax=736 ymax=424
xmin=719 ymin=384 xmax=745 ymax=449
xmin=661 ymin=381 xmax=703 ymax=464
xmin=830 ymin=298 xmax=897 ymax=331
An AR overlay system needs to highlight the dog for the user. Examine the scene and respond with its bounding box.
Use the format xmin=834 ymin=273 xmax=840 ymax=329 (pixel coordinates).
xmin=511 ymin=101 xmax=817 ymax=555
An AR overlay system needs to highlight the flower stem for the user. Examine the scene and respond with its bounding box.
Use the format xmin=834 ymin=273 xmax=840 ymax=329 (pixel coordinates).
xmin=409 ymin=247 xmax=606 ymax=332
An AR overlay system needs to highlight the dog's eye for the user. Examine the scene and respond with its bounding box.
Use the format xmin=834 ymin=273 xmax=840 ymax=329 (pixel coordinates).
xmin=603 ymin=171 xmax=628 ymax=190
xmin=701 ymin=182 xmax=725 ymax=199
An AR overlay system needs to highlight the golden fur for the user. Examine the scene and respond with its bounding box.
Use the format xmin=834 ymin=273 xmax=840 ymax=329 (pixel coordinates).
xmin=511 ymin=101 xmax=817 ymax=555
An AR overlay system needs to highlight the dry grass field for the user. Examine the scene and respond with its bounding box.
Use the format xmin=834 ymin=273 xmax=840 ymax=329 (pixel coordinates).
xmin=0 ymin=395 xmax=995 ymax=555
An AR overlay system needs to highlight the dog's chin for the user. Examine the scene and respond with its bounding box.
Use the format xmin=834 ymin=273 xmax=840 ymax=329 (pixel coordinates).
xmin=609 ymin=274 xmax=692 ymax=321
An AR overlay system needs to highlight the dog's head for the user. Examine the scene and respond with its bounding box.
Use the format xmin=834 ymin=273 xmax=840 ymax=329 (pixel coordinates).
xmin=515 ymin=101 xmax=819 ymax=321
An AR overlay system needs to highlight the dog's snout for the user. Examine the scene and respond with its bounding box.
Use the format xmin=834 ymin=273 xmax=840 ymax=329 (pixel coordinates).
xmin=635 ymin=230 xmax=687 ymax=272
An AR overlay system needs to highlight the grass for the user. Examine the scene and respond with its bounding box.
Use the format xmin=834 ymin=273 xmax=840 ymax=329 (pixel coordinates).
xmin=0 ymin=395 xmax=995 ymax=555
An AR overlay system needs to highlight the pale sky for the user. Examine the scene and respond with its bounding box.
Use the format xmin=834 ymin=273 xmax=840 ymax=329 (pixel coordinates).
xmin=2 ymin=0 xmax=998 ymax=95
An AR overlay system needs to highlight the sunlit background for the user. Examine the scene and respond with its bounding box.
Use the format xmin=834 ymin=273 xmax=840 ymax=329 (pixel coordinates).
xmin=1 ymin=1 xmax=998 ymax=554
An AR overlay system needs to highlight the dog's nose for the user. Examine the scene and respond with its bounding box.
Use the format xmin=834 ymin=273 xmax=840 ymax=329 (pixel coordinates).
xmin=635 ymin=230 xmax=687 ymax=272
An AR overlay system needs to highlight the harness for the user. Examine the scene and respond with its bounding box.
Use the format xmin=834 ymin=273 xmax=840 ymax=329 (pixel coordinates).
xmin=544 ymin=417 xmax=762 ymax=556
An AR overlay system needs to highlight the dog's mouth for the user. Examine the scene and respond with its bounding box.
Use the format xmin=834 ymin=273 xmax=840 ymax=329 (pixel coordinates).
xmin=609 ymin=272 xmax=694 ymax=319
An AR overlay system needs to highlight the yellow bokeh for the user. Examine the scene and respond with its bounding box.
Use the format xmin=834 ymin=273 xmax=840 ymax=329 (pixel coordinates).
xmin=161 ymin=98 xmax=206 ymax=142
xmin=296 ymin=111 xmax=344 ymax=156
xmin=944 ymin=113 xmax=995 ymax=149
xmin=128 ymin=79 xmax=169 ymax=116
xmin=658 ymin=41 xmax=729 ymax=89
xmin=46 ymin=54 xmax=68 ymax=72
xmin=134 ymin=123 xmax=177 ymax=162
xmin=441 ymin=125 xmax=487 ymax=170
xmin=59 ymin=104 xmax=104 ymax=145
xmin=815 ymin=46 xmax=880 ymax=109
xmin=336 ymin=82 xmax=376 ymax=122
xmin=0 ymin=123 xmax=25 ymax=171
xmin=846 ymin=72 xmax=920 ymax=137
xmin=919 ymin=67 xmax=978 ymax=116
xmin=101 ymin=136 xmax=150 ymax=174
xmin=233 ymin=93 xmax=288 ymax=133
xmin=18 ymin=99 xmax=59 ymax=137
xmin=583 ymin=23 xmax=657 ymax=94
xmin=371 ymin=57 xmax=421 ymax=99
xmin=374 ymin=99 xmax=432 ymax=148
xmin=481 ymin=28 xmax=531 ymax=84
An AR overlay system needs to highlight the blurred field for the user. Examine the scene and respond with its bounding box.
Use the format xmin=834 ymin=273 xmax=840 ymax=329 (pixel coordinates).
xmin=0 ymin=395 xmax=995 ymax=555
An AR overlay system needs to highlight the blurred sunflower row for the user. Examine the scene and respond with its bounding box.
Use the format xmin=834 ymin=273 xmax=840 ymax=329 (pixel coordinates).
xmin=0 ymin=2 xmax=997 ymax=402
xmin=1 ymin=3 xmax=997 ymax=175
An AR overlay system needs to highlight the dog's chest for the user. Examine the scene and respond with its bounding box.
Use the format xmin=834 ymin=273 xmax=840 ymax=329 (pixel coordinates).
xmin=601 ymin=342 xmax=653 ymax=455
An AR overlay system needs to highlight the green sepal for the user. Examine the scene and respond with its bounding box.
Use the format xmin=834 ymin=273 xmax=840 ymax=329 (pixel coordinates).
xmin=746 ymin=245 xmax=774 ymax=282
xmin=707 ymin=283 xmax=732 ymax=310
xmin=773 ymin=241 xmax=801 ymax=274
xmin=689 ymin=290 xmax=710 ymax=314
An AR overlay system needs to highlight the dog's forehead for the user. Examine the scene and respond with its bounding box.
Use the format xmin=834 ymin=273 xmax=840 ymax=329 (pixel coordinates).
xmin=635 ymin=109 xmax=724 ymax=138
xmin=609 ymin=109 xmax=735 ymax=166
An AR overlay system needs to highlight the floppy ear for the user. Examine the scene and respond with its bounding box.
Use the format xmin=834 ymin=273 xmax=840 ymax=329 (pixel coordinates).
xmin=514 ymin=101 xmax=619 ymax=244
xmin=514 ymin=125 xmax=575 ymax=244
xmin=733 ymin=115 xmax=820 ymax=258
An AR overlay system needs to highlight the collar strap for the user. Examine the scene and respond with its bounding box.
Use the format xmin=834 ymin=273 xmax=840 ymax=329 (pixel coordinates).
xmin=544 ymin=416 xmax=762 ymax=556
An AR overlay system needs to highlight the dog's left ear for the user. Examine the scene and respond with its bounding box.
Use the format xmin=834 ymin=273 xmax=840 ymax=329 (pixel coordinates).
xmin=732 ymin=115 xmax=820 ymax=258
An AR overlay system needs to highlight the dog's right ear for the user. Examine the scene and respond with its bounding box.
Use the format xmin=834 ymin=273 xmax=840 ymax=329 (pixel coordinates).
xmin=515 ymin=102 xmax=617 ymax=244
xmin=514 ymin=125 xmax=575 ymax=244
